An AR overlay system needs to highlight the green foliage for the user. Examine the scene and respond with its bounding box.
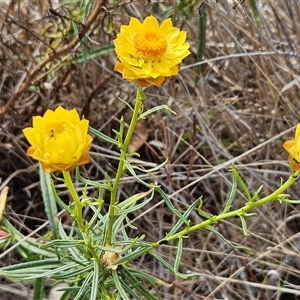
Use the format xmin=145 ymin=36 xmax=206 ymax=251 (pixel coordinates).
xmin=247 ymin=0 xmax=263 ymax=27
xmin=0 ymin=2 xmax=299 ymax=298
xmin=1 ymin=86 xmax=299 ymax=298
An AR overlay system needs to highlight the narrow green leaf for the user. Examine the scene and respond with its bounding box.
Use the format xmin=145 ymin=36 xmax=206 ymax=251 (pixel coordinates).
xmin=206 ymin=225 xmax=249 ymax=252
xmin=43 ymin=264 xmax=93 ymax=281
xmin=2 ymin=218 xmax=56 ymax=257
xmin=0 ymin=236 xmax=10 ymax=249
xmin=118 ymin=276 xmax=143 ymax=300
xmin=127 ymin=157 xmax=168 ymax=174
xmin=80 ymin=35 xmax=88 ymax=65
xmin=117 ymin=97 xmax=134 ymax=112
xmin=239 ymin=214 xmax=250 ymax=236
xmin=155 ymin=187 xmax=188 ymax=226
xmin=0 ymin=258 xmax=61 ymax=272
xmin=177 ymin=0 xmax=186 ymax=13
xmin=280 ymin=198 xmax=300 ymax=204
xmin=42 ymin=239 xmax=82 ymax=248
xmin=115 ymin=246 xmax=152 ymax=265
xmin=119 ymin=268 xmax=158 ymax=300
xmin=119 ymin=116 xmax=125 ymax=144
xmin=149 ymin=252 xmax=174 ymax=274
xmin=89 ymin=126 xmax=118 ymax=146
xmin=90 ymin=261 xmax=99 ymax=300
xmin=59 ymin=290 xmax=74 ymax=300
xmin=251 ymin=185 xmax=263 ymax=202
xmin=75 ymin=167 xmax=108 ymax=190
xmin=0 ymin=260 xmax=62 ymax=282
xmin=73 ymin=271 xmax=93 ymax=300
xmin=197 ymin=196 xmax=212 ymax=219
xmin=39 ymin=164 xmax=59 ymax=238
xmin=98 ymin=280 xmax=114 ymax=299
xmin=151 ymin=251 xmax=196 ymax=278
xmin=124 ymin=162 xmax=152 ymax=187
xmin=139 ymin=105 xmax=176 ymax=120
xmin=67 ymin=45 xmax=115 ymax=64
xmin=33 ymin=277 xmax=45 ymax=300
xmin=231 ymin=168 xmax=252 ymax=202
xmin=126 ymin=268 xmax=161 ymax=293
xmin=50 ymin=181 xmax=72 ymax=213
xmin=174 ymin=237 xmax=187 ymax=279
xmin=89 ymin=200 xmax=102 ymax=230
xmin=112 ymin=270 xmax=130 ymax=300
xmin=169 ymin=197 xmax=200 ymax=235
xmin=81 ymin=0 xmax=91 ymax=22
xmin=221 ymin=168 xmax=238 ymax=213
xmin=118 ymin=190 xmax=154 ymax=214
xmin=113 ymin=207 xmax=138 ymax=231
xmin=57 ymin=221 xmax=87 ymax=263
xmin=26 ymin=262 xmax=81 ymax=280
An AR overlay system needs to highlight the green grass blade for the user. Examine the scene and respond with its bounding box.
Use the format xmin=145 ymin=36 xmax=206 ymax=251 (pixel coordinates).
xmin=195 ymin=2 xmax=206 ymax=83
xmin=247 ymin=0 xmax=263 ymax=27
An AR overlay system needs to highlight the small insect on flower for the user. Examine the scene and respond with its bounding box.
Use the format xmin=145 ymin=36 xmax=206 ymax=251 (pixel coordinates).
xmin=114 ymin=15 xmax=190 ymax=87
xmin=23 ymin=106 xmax=93 ymax=173
xmin=283 ymin=124 xmax=300 ymax=172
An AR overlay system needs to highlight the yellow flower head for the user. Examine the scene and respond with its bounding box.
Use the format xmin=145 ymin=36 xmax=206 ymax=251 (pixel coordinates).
xmin=283 ymin=124 xmax=300 ymax=172
xmin=23 ymin=106 xmax=93 ymax=173
xmin=114 ymin=15 xmax=190 ymax=87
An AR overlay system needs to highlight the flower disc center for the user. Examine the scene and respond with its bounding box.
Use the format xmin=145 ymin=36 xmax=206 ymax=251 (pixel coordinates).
xmin=134 ymin=30 xmax=167 ymax=60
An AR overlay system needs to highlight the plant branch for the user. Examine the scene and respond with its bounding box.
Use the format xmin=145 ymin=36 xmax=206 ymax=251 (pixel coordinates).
xmin=106 ymin=87 xmax=145 ymax=245
xmin=153 ymin=173 xmax=299 ymax=247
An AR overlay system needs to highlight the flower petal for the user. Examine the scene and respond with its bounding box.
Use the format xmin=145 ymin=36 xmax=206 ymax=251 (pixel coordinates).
xmin=113 ymin=15 xmax=190 ymax=86
xmin=23 ymin=106 xmax=93 ymax=172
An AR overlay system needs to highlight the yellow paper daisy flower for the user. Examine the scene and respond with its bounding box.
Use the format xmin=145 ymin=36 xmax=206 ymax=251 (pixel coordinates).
xmin=114 ymin=15 xmax=190 ymax=87
xmin=23 ymin=106 xmax=93 ymax=173
xmin=283 ymin=124 xmax=300 ymax=172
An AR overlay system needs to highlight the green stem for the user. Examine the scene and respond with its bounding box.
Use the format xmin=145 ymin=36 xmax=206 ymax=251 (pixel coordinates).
xmin=63 ymin=171 xmax=100 ymax=261
xmin=152 ymin=173 xmax=299 ymax=247
xmin=63 ymin=171 xmax=84 ymax=229
xmin=106 ymin=87 xmax=145 ymax=245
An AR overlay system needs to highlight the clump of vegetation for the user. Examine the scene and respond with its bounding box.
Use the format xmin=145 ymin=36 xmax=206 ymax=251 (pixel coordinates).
xmin=1 ymin=1 xmax=300 ymax=299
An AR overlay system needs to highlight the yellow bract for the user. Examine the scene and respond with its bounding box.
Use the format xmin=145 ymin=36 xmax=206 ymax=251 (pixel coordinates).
xmin=114 ymin=15 xmax=190 ymax=87
xmin=283 ymin=124 xmax=300 ymax=172
xmin=23 ymin=106 xmax=93 ymax=173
